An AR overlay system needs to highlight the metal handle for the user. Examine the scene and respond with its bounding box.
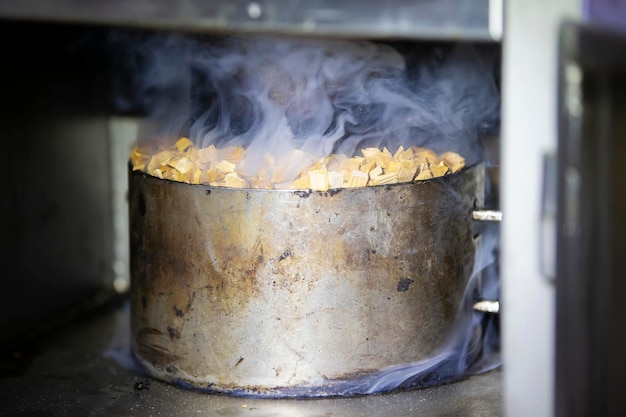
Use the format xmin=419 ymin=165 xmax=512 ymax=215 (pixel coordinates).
xmin=471 ymin=210 xmax=502 ymax=314
xmin=473 ymin=300 xmax=500 ymax=314
xmin=472 ymin=210 xmax=502 ymax=222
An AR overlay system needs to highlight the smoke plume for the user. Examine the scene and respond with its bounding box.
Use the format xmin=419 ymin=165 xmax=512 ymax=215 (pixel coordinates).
xmin=110 ymin=31 xmax=500 ymax=183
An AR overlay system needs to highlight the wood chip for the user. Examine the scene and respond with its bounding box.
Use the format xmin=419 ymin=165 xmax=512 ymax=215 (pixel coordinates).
xmin=308 ymin=169 xmax=329 ymax=191
xmin=197 ymin=145 xmax=218 ymax=165
xmin=437 ymin=151 xmax=466 ymax=173
xmin=360 ymin=158 xmax=376 ymax=174
xmin=175 ymin=137 xmax=194 ymax=152
xmin=361 ymin=147 xmax=381 ymax=158
xmin=395 ymin=146 xmax=415 ymax=161
xmin=370 ymin=172 xmax=398 ymax=186
xmin=190 ymin=168 xmax=202 ymax=184
xmin=215 ymin=160 xmax=236 ymax=174
xmin=369 ymin=165 xmax=383 ymax=178
xmin=340 ymin=156 xmax=363 ymax=172
xmin=397 ymin=160 xmax=419 ymax=182
xmin=415 ymin=163 xmax=433 ymax=180
xmin=206 ymin=167 xmax=225 ymax=183
xmin=132 ymin=137 xmax=465 ymax=189
xmin=411 ymin=147 xmax=437 ymax=164
xmin=430 ymin=164 xmax=449 ymax=178
xmin=130 ymin=147 xmax=150 ymax=171
xmin=225 ymin=172 xmax=246 ymax=188
xmin=167 ymin=156 xmax=196 ymax=174
xmin=292 ymin=174 xmax=311 ymax=190
xmin=347 ymin=170 xmax=369 ymax=187
xmin=220 ymin=145 xmax=246 ymax=163
xmin=147 ymin=150 xmax=177 ymax=172
xmin=328 ymin=171 xmax=345 ymax=189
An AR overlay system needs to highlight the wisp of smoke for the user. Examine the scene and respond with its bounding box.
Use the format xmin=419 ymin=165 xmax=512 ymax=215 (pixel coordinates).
xmin=110 ymin=32 xmax=499 ymax=182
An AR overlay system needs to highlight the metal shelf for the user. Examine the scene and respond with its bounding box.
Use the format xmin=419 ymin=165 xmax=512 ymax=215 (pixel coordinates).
xmin=0 ymin=0 xmax=501 ymax=41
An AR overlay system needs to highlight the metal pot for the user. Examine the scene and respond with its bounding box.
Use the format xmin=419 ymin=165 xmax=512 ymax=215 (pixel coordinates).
xmin=129 ymin=164 xmax=484 ymax=396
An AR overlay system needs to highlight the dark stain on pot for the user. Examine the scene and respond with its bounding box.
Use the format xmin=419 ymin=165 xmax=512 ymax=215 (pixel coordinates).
xmin=138 ymin=193 xmax=146 ymax=216
xmin=234 ymin=357 xmax=244 ymax=367
xmin=136 ymin=339 xmax=184 ymax=364
xmin=278 ymin=250 xmax=292 ymax=261
xmin=328 ymin=188 xmax=342 ymax=197
xmin=166 ymin=365 xmax=178 ymax=373
xmin=185 ymin=290 xmax=197 ymax=314
xmin=139 ymin=327 xmax=164 ymax=337
xmin=205 ymin=189 xmax=211 ymax=195
xmin=397 ymin=277 xmax=415 ymax=292
xmin=173 ymin=307 xmax=184 ymax=317
xmin=294 ymin=190 xmax=311 ymax=198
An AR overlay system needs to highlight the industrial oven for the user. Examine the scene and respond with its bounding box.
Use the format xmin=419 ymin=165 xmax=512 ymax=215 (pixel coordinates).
xmin=1 ymin=1 xmax=625 ymax=416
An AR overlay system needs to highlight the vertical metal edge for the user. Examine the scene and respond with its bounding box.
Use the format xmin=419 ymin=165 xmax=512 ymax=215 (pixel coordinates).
xmin=489 ymin=0 xmax=504 ymax=41
xmin=108 ymin=117 xmax=139 ymax=294
xmin=501 ymin=3 xmax=581 ymax=417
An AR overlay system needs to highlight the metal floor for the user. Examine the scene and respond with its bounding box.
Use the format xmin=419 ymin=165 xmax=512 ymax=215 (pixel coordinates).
xmin=0 ymin=299 xmax=502 ymax=417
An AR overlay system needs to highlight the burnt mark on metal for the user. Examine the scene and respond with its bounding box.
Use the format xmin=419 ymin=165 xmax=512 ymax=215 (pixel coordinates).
xmin=397 ymin=277 xmax=415 ymax=292
xmin=294 ymin=190 xmax=311 ymax=198
xmin=245 ymin=192 xmax=251 ymax=200
xmin=139 ymin=327 xmax=165 ymax=337
xmin=136 ymin=341 xmax=184 ymax=364
xmin=328 ymin=188 xmax=342 ymax=197
xmin=186 ymin=291 xmax=197 ymax=311
xmin=136 ymin=336 xmax=183 ymax=364
xmin=234 ymin=357 xmax=244 ymax=368
xmin=173 ymin=307 xmax=184 ymax=317
xmin=141 ymin=295 xmax=147 ymax=311
xmin=167 ymin=326 xmax=181 ymax=340
xmin=138 ymin=193 xmax=146 ymax=216
xmin=205 ymin=189 xmax=211 ymax=195
xmin=278 ymin=250 xmax=292 ymax=261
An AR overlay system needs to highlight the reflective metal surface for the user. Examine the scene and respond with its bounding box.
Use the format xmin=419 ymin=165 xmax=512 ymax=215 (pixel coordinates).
xmin=0 ymin=0 xmax=500 ymax=41
xmin=472 ymin=210 xmax=502 ymax=222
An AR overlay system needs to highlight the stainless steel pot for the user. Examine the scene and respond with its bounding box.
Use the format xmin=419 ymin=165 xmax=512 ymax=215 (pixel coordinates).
xmin=129 ymin=164 xmax=484 ymax=396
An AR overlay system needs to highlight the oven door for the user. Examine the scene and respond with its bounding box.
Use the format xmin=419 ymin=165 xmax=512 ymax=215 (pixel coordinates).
xmin=556 ymin=20 xmax=626 ymax=417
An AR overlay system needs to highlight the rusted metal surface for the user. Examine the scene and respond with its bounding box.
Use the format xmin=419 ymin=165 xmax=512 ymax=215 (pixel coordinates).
xmin=129 ymin=164 xmax=483 ymax=395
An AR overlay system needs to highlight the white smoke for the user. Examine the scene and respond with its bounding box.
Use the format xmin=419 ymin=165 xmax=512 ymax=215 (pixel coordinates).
xmin=111 ymin=32 xmax=500 ymax=180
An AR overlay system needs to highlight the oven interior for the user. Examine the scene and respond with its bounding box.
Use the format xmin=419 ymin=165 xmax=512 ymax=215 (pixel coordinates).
xmin=0 ymin=10 xmax=503 ymax=416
